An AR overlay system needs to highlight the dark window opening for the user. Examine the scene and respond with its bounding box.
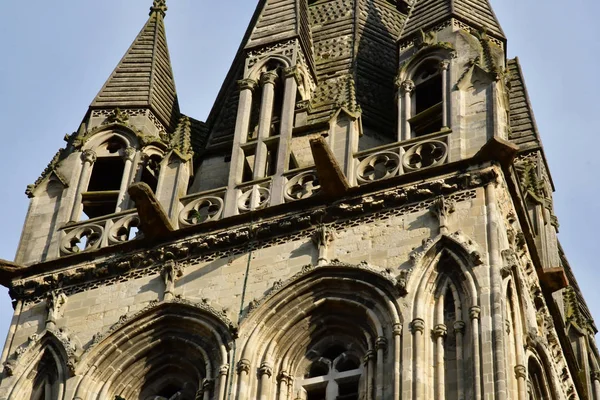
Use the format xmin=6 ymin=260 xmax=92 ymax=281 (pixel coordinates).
xmin=308 ymin=360 xmax=330 ymax=378
xmin=323 ymin=345 xmax=346 ymax=361
xmin=410 ymin=60 xmax=444 ymax=137
xmin=242 ymin=149 xmax=256 ymax=183
xmin=288 ymin=152 xmax=299 ymax=170
xmin=415 ymin=74 xmax=442 ymax=114
xmin=264 ymin=143 xmax=278 ymax=177
xmin=336 ymin=356 xmax=359 ymax=372
xmin=306 ymin=385 xmax=327 ymax=400
xmin=87 ymin=157 xmax=124 ymax=192
xmin=337 ymin=379 xmax=359 ymax=400
xmin=157 ymin=384 xmax=182 ymax=399
xmin=82 ymin=156 xmax=124 ymax=219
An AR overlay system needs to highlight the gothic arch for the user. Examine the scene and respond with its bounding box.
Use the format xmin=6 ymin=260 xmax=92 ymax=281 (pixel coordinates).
xmin=247 ymin=56 xmax=292 ymax=81
xmin=406 ymin=233 xmax=483 ymax=399
xmin=73 ymin=301 xmax=235 ymax=400
xmin=237 ymin=263 xmax=402 ymax=400
xmin=7 ymin=333 xmax=70 ymax=400
xmin=398 ymin=46 xmax=455 ymax=81
xmin=81 ymin=125 xmax=140 ymax=152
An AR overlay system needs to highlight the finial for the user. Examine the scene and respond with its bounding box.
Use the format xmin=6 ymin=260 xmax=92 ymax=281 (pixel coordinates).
xmin=149 ymin=0 xmax=167 ymax=17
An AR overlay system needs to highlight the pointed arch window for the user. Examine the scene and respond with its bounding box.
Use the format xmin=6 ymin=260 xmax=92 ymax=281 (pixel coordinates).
xmin=399 ymin=58 xmax=450 ymax=140
xmin=297 ymin=344 xmax=363 ymax=400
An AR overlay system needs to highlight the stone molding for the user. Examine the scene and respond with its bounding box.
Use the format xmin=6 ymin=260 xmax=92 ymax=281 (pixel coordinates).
xmin=11 ymin=168 xmax=497 ymax=303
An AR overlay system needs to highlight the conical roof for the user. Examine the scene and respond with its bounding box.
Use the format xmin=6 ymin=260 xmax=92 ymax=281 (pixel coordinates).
xmin=90 ymin=0 xmax=179 ymax=130
xmin=402 ymin=0 xmax=505 ymax=40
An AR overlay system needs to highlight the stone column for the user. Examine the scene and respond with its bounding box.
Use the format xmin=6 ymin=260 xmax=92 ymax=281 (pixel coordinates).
xmin=393 ymin=323 xmax=402 ymax=400
xmin=225 ymin=79 xmax=257 ymax=217
xmin=400 ymin=80 xmax=415 ymax=141
xmin=258 ymin=362 xmax=273 ymax=400
xmin=433 ymin=324 xmax=447 ymax=400
xmin=271 ymin=66 xmax=299 ymax=206
xmin=590 ymin=371 xmax=600 ymax=400
xmin=485 ymin=183 xmax=508 ymax=400
xmin=411 ymin=318 xmax=425 ymax=400
xmin=375 ymin=337 xmax=387 ymax=400
xmin=202 ymin=378 xmax=214 ymax=400
xmin=514 ymin=365 xmax=527 ymax=400
xmin=364 ymin=349 xmax=375 ymax=400
xmin=236 ymin=359 xmax=251 ymax=400
xmin=454 ymin=321 xmax=466 ymax=400
xmin=115 ymin=147 xmax=136 ymax=212
xmin=218 ymin=364 xmax=229 ymax=400
xmin=253 ymin=71 xmax=278 ymax=180
xmin=440 ymin=60 xmax=450 ymax=129
xmin=70 ymin=149 xmax=97 ymax=221
xmin=470 ymin=306 xmax=481 ymax=400
xmin=277 ymin=371 xmax=292 ymax=400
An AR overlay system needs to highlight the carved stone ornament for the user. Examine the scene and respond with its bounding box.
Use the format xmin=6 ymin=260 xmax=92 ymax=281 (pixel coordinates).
xmin=238 ymin=185 xmax=270 ymax=212
xmin=237 ymin=359 xmax=251 ymax=374
xmin=105 ymin=108 xmax=130 ymax=125
xmin=180 ymin=196 xmax=224 ymax=226
xmin=403 ymin=140 xmax=448 ymax=171
xmin=238 ymin=78 xmax=258 ymax=92
xmin=82 ymin=149 xmax=97 ymax=164
xmin=149 ymin=0 xmax=168 ymax=16
xmin=357 ymin=151 xmax=401 ymax=183
xmin=514 ymin=365 xmax=527 ymax=380
xmin=469 ymin=306 xmax=481 ymax=320
xmin=430 ymin=196 xmax=455 ymax=233
xmin=108 ymin=213 xmax=142 ymax=245
xmin=60 ymin=224 xmax=104 ymax=255
xmin=408 ymin=231 xmax=484 ymax=268
xmin=12 ymin=168 xmax=500 ymax=302
xmin=500 ymin=249 xmax=518 ymax=278
xmin=411 ymin=318 xmax=425 ymax=334
xmin=46 ymin=291 xmax=67 ymax=325
xmin=399 ymin=79 xmax=415 ymax=94
xmin=432 ymin=324 xmax=447 ymax=339
xmin=161 ymin=261 xmax=184 ymax=298
xmin=453 ymin=320 xmax=466 ymax=334
xmin=285 ymin=170 xmax=321 ymax=201
xmin=259 ymin=362 xmax=273 ymax=377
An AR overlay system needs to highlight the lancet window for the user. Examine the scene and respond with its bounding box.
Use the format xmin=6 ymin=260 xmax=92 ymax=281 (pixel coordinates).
xmin=398 ymin=57 xmax=450 ymax=141
xmin=225 ymin=56 xmax=303 ymax=215
xmin=70 ymin=132 xmax=164 ymax=221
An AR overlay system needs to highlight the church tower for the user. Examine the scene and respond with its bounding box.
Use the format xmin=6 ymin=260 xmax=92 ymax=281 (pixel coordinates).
xmin=1 ymin=0 xmax=598 ymax=399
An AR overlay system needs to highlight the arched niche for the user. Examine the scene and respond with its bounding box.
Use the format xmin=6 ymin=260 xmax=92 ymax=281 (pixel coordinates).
xmin=238 ymin=264 xmax=402 ymax=400
xmin=7 ymin=333 xmax=70 ymax=400
xmin=74 ymin=302 xmax=235 ymax=400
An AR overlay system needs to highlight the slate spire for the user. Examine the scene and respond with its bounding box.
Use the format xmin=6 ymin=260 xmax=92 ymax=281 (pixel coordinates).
xmin=90 ymin=0 xmax=180 ymax=130
xmin=402 ymin=0 xmax=505 ymax=41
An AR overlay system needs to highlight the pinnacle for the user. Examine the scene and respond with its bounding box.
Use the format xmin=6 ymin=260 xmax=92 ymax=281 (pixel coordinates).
xmin=150 ymin=0 xmax=167 ymax=17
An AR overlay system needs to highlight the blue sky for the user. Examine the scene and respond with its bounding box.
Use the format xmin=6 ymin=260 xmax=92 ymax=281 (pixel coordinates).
xmin=0 ymin=0 xmax=599 ymax=343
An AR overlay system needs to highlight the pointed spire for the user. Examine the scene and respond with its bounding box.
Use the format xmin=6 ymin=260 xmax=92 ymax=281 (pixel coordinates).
xmin=91 ymin=0 xmax=179 ymax=130
xmin=402 ymin=0 xmax=505 ymax=41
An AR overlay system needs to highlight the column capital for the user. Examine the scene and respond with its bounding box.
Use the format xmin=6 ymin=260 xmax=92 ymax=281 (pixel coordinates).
xmin=392 ymin=323 xmax=403 ymax=336
xmin=202 ymin=378 xmax=215 ymax=391
xmin=259 ymin=362 xmax=273 ymax=378
xmin=399 ymin=79 xmax=415 ymax=95
xmin=410 ymin=318 xmax=425 ymax=334
xmin=363 ymin=349 xmax=376 ymax=365
xmin=592 ymin=370 xmax=600 ymax=382
xmin=278 ymin=370 xmax=293 ymax=385
xmin=469 ymin=306 xmax=481 ymax=320
xmin=283 ymin=65 xmax=300 ymax=80
xmin=123 ymin=147 xmax=136 ymax=161
xmin=375 ymin=336 xmax=388 ymax=351
xmin=237 ymin=358 xmax=251 ymax=374
xmin=454 ymin=320 xmax=466 ymax=334
xmin=82 ymin=149 xmax=97 ymax=164
xmin=439 ymin=59 xmax=450 ymax=71
xmin=261 ymin=71 xmax=279 ymax=87
xmin=432 ymin=324 xmax=447 ymax=339
xmin=238 ymin=78 xmax=258 ymax=92
xmin=219 ymin=363 xmax=230 ymax=376
xmin=514 ymin=364 xmax=527 ymax=380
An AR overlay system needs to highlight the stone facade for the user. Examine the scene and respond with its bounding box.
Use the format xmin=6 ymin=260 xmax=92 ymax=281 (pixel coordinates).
xmin=1 ymin=1 xmax=599 ymax=400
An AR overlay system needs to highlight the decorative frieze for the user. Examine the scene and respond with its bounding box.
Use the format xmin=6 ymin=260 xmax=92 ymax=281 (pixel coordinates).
xmin=13 ymin=169 xmax=497 ymax=302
